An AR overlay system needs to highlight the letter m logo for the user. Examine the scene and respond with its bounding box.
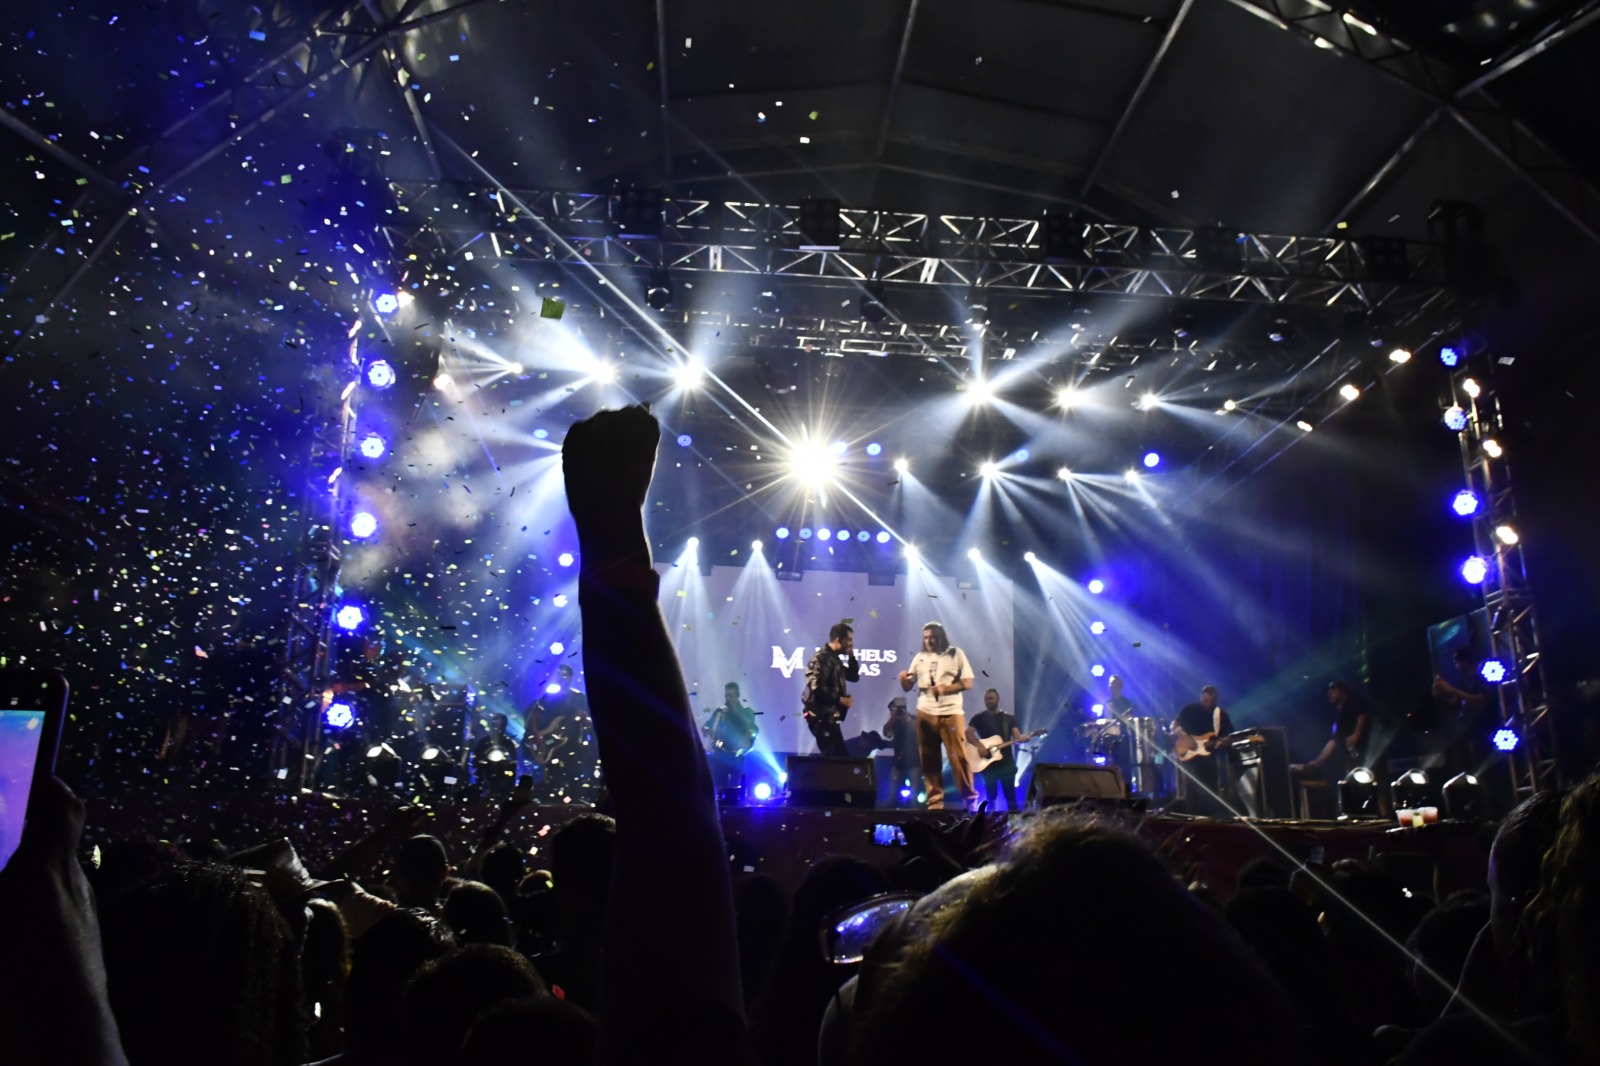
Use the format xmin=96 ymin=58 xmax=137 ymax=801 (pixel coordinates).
xmin=771 ymin=645 xmax=806 ymax=680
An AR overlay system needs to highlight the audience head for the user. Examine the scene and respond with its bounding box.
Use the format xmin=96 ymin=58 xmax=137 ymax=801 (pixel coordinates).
xmin=343 ymin=908 xmax=457 ymax=1057
xmin=1489 ymin=788 xmax=1565 ymax=956
xmin=1527 ymin=774 xmax=1600 ymax=1057
xmin=393 ymin=834 xmax=451 ymax=910
xmin=444 ymin=879 xmax=515 ymax=947
xmin=400 ymin=944 xmax=545 ymax=1066
xmin=99 ymin=860 xmax=305 ymax=1066
xmin=1406 ymin=892 xmax=1489 ymax=1016
xmin=460 ymin=995 xmax=597 ymax=1066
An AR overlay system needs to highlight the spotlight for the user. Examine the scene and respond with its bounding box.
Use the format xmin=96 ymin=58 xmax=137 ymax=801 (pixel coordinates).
xmin=860 ymin=284 xmax=887 ymax=324
xmin=1340 ymin=383 xmax=1361 ymax=401
xmin=1024 ymin=551 xmax=1037 ymax=563
xmin=817 ymin=528 xmax=833 ymax=542
xmin=1438 ymin=346 xmax=1460 ymax=367
xmin=966 ymin=377 xmax=995 ymax=405
xmin=1223 ymin=399 xmax=1238 ymax=411
xmin=1451 ymin=489 xmax=1481 ymax=517
xmin=893 ymin=457 xmax=910 ymax=474
xmin=786 ymin=435 xmax=840 ymax=487
xmin=1056 ymin=387 xmax=1079 ymax=409
xmin=752 ymin=539 xmax=763 ymax=552
xmin=1443 ymin=406 xmax=1468 ymax=431
xmin=967 ymin=547 xmax=981 ymax=562
xmin=558 ymin=552 xmax=575 ymax=567
xmin=1089 ymin=621 xmax=1106 ymax=635
xmin=366 ymin=360 xmax=396 ymax=389
xmin=751 ymin=781 xmax=774 ymax=802
xmin=349 ymin=511 xmax=379 ymax=539
xmin=672 ymin=361 xmax=704 ymax=390
xmin=1296 ymin=420 xmax=1314 ymax=432
xmin=979 ymin=460 xmax=999 ymax=478
xmin=1087 ymin=579 xmax=1105 ymax=595
xmin=686 ymin=537 xmax=699 ymax=549
xmin=676 ymin=434 xmax=693 ymax=448
xmin=646 ymin=266 xmax=674 ymax=311
xmin=1391 ymin=768 xmax=1430 ymax=810
xmin=1143 ymin=451 xmax=1161 ymax=469
xmin=364 ymin=742 xmax=400 ymax=789
xmin=1091 ymin=753 xmax=1108 ymax=766
xmin=1090 ymin=663 xmax=1105 ymax=678
xmin=359 ymin=432 xmax=387 ymax=459
xmin=545 ymin=682 xmax=563 ymax=695
xmin=1494 ymin=524 xmax=1519 ymax=545
xmin=1389 ymin=348 xmax=1412 ymax=364
xmin=776 ymin=527 xmax=791 ymax=540
xmin=373 ymin=292 xmax=400 ymax=315
xmin=799 ymin=528 xmax=813 ymax=540
xmin=1491 ymin=727 xmax=1521 ymax=753
xmin=550 ymin=641 xmax=566 ymax=655
xmin=552 ymin=593 xmax=569 ymax=608
xmin=325 ymin=700 xmax=357 ymax=730
xmin=1480 ymin=658 xmax=1510 ymax=685
xmin=835 ymin=528 xmax=850 ymax=542
xmin=1442 ymin=772 xmax=1484 ymax=820
xmin=1460 ymin=555 xmax=1488 ymax=585
xmin=592 ymin=362 xmax=619 ymax=385
xmin=1056 ymin=467 xmax=1073 ymax=481
xmin=855 ymin=530 xmax=870 ymax=543
xmin=1124 ymin=469 xmax=1140 ymax=482
xmin=866 ymin=442 xmax=883 ymax=457
xmin=1482 ymin=438 xmax=1503 ymax=458
xmin=433 ymin=372 xmax=454 ymax=391
xmin=1339 ymin=766 xmax=1381 ymax=817
xmin=904 ymin=544 xmax=920 ymax=560
xmin=875 ymin=531 xmax=891 ymax=544
xmin=1090 ymin=703 xmax=1104 ymax=717
xmin=335 ymin=604 xmax=365 ymax=631
xmin=831 ymin=441 xmax=849 ymax=456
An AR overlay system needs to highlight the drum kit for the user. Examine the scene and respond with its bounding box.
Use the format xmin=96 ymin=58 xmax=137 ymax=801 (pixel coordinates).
xmin=1076 ymin=713 xmax=1167 ymax=799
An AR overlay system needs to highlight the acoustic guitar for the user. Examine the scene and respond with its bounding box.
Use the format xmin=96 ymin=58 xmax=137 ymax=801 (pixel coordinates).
xmin=965 ymin=729 xmax=1047 ymax=773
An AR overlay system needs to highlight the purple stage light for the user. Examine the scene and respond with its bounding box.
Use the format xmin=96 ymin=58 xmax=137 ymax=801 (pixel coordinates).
xmin=856 ymin=530 xmax=870 ymax=543
xmin=325 ymin=700 xmax=356 ymax=730
xmin=335 ymin=604 xmax=365 ymax=631
xmin=1439 ymin=346 xmax=1461 ymax=367
xmin=1451 ymin=489 xmax=1481 ymax=517
xmin=373 ymin=292 xmax=400 ymax=315
xmin=1480 ymin=659 xmax=1509 ymax=684
xmin=1443 ymin=406 xmax=1468 ymax=431
xmin=866 ymin=442 xmax=883 ymax=456
xmin=1087 ymin=578 xmax=1105 ymax=595
xmin=359 ymin=432 xmax=387 ymax=459
xmin=1143 ymin=451 xmax=1161 ymax=469
xmin=1460 ymin=556 xmax=1488 ymax=585
xmin=799 ymin=528 xmax=813 ymax=540
xmin=776 ymin=527 xmax=791 ymax=540
xmin=677 ymin=434 xmax=693 ymax=447
xmin=1491 ymin=727 xmax=1520 ymax=753
xmin=349 ymin=511 xmax=379 ymax=539
xmin=366 ymin=360 xmax=396 ymax=389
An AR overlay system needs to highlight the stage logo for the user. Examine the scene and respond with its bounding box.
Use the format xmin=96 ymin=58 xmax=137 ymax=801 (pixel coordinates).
xmin=771 ymin=646 xmax=806 ymax=679
xmin=770 ymin=645 xmax=898 ymax=679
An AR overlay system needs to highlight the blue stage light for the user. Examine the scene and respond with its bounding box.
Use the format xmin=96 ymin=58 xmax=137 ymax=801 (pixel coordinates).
xmin=1481 ymin=658 xmax=1510 ymax=684
xmin=552 ymin=594 xmax=569 ymax=608
xmin=373 ymin=292 xmax=400 ymax=315
xmin=349 ymin=511 xmax=379 ymax=539
xmin=1460 ymin=556 xmax=1488 ymax=585
xmin=325 ymin=700 xmax=356 ymax=730
xmin=1444 ymin=405 xmax=1468 ymax=431
xmin=545 ymin=682 xmax=563 ymax=695
xmin=558 ymin=552 xmax=575 ymax=567
xmin=1087 ymin=578 xmax=1106 ymax=595
xmin=875 ymin=531 xmax=891 ymax=544
xmin=1090 ymin=664 xmax=1106 ymax=678
xmin=1439 ymin=346 xmax=1461 ymax=367
xmin=817 ymin=528 xmax=832 ymax=541
xmin=1491 ymin=727 xmax=1520 ymax=753
xmin=866 ymin=442 xmax=882 ymax=456
xmin=856 ymin=530 xmax=870 ymax=543
xmin=676 ymin=434 xmax=693 ymax=448
xmin=1090 ymin=703 xmax=1104 ymax=717
xmin=335 ymin=604 xmax=365 ymax=631
xmin=366 ymin=360 xmax=396 ymax=389
xmin=550 ymin=641 xmax=566 ymax=655
xmin=1143 ymin=451 xmax=1161 ymax=469
xmin=533 ymin=428 xmax=549 ymax=440
xmin=359 ymin=432 xmax=387 ymax=459
xmin=1089 ymin=620 xmax=1107 ymax=635
xmin=776 ymin=527 xmax=791 ymax=540
xmin=799 ymin=528 xmax=813 ymax=540
xmin=1092 ymin=752 xmax=1108 ymax=766
xmin=751 ymin=781 xmax=774 ymax=802
xmin=1451 ymin=489 xmax=1481 ymax=517
xmin=836 ymin=528 xmax=851 ymax=541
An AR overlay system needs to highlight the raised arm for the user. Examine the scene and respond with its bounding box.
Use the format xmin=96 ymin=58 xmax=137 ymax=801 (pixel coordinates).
xmin=563 ymin=406 xmax=746 ymax=1062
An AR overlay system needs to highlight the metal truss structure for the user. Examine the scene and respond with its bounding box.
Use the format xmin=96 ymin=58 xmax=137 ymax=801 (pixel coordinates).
xmin=1448 ymin=360 xmax=1559 ymax=799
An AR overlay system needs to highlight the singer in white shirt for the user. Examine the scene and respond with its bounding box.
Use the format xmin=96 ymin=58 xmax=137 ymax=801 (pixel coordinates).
xmin=898 ymin=621 xmax=979 ymax=811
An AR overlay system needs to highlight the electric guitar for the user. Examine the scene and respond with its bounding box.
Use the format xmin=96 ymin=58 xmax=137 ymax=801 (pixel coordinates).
xmin=965 ymin=730 xmax=1048 ymax=773
xmin=521 ymin=715 xmax=568 ymax=765
xmin=1173 ymin=729 xmax=1262 ymax=762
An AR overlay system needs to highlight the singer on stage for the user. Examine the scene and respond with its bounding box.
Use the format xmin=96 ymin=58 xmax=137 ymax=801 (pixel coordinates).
xmin=803 ymin=622 xmax=859 ymax=757
xmin=899 ymin=621 xmax=979 ymax=811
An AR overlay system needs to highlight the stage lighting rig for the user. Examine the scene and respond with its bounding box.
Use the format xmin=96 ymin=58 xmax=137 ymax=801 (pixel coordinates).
xmin=1451 ymin=490 xmax=1481 ymax=517
xmin=1460 ymin=556 xmax=1488 ymax=585
xmin=893 ymin=457 xmax=910 ymax=474
xmin=646 ymin=266 xmax=674 ymax=311
xmin=1443 ymin=406 xmax=1469 ymax=431
xmin=1389 ymin=348 xmax=1413 ymax=364
xmin=359 ymin=433 xmax=387 ymax=459
xmin=1339 ymin=384 xmax=1361 ymax=401
xmin=672 ymin=360 xmax=703 ymax=390
xmin=1439 ymin=346 xmax=1460 ymax=367
xmin=1391 ymin=769 xmax=1430 ymax=810
xmin=349 ymin=511 xmax=379 ymax=540
xmin=1339 ymin=767 xmax=1380 ymax=818
xmin=366 ymin=360 xmax=396 ymax=389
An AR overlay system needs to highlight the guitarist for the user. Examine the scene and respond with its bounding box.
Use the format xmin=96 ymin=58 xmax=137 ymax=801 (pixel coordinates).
xmin=1171 ymin=685 xmax=1240 ymax=815
xmin=966 ymin=688 xmax=1025 ymax=811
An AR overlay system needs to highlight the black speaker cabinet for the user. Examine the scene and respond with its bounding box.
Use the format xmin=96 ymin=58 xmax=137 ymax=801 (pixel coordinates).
xmin=785 ymin=755 xmax=876 ymax=809
xmin=1027 ymin=763 xmax=1128 ymax=808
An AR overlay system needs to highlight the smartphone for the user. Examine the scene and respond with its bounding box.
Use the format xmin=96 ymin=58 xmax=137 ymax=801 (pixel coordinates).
xmin=0 ymin=670 xmax=68 ymax=871
xmin=872 ymin=823 xmax=907 ymax=847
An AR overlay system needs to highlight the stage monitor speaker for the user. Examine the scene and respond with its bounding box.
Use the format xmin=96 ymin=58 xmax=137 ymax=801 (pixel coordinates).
xmin=1028 ymin=763 xmax=1128 ymax=808
xmin=786 ymin=755 xmax=876 ymax=809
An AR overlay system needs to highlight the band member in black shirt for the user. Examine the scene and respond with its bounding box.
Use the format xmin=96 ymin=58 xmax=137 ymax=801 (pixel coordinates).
xmin=802 ymin=622 xmax=858 ymax=757
xmin=967 ymin=688 xmax=1025 ymax=811
xmin=704 ymin=681 xmax=759 ymax=789
xmin=1172 ymin=685 xmax=1239 ymax=815
xmin=1293 ymin=680 xmax=1372 ymax=781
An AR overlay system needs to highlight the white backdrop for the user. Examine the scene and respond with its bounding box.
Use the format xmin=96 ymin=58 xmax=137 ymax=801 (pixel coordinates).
xmin=661 ymin=565 xmax=1016 ymax=757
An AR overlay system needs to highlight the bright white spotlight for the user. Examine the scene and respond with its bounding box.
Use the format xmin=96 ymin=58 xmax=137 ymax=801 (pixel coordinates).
xmin=1461 ymin=555 xmax=1489 ymax=585
xmin=672 ymin=361 xmax=704 ymax=390
xmin=366 ymin=360 xmax=396 ymax=389
xmin=373 ymin=292 xmax=400 ymax=315
xmin=1389 ymin=348 xmax=1412 ymax=364
xmin=359 ymin=432 xmax=387 ymax=459
xmin=1462 ymin=377 xmax=1482 ymax=399
xmin=751 ymin=539 xmax=763 ymax=552
xmin=552 ymin=593 xmax=569 ymax=608
xmin=1023 ymin=551 xmax=1037 ymax=563
xmin=433 ymin=372 xmax=454 ymax=391
xmin=557 ymin=552 xmax=575 ymax=567
xmin=904 ymin=544 xmax=920 ymax=561
xmin=1090 ymin=664 xmax=1105 ymax=678
xmin=979 ymin=460 xmax=999 ymax=478
xmin=590 ymin=362 xmax=619 ymax=385
xmin=1443 ymin=406 xmax=1468 ymax=431
xmin=752 ymin=781 xmax=774 ymax=801
xmin=1089 ymin=621 xmax=1106 ymax=635
xmin=1339 ymin=383 xmax=1360 ymax=401
xmin=686 ymin=537 xmax=699 ymax=549
xmin=966 ymin=547 xmax=981 ymax=562
xmin=1056 ymin=466 xmax=1072 ymax=481
xmin=507 ymin=362 xmax=524 ymax=374
xmin=349 ymin=511 xmax=379 ymax=539
xmin=1124 ymin=469 xmax=1140 ymax=482
xmin=550 ymin=641 xmax=566 ymax=655
xmin=1056 ymin=387 xmax=1079 ymax=410
xmin=1223 ymin=399 xmax=1237 ymax=411
xmin=1087 ymin=578 xmax=1105 ymax=595
xmin=1495 ymin=524 xmax=1519 ymax=545
xmin=1142 ymin=451 xmax=1161 ymax=469
xmin=966 ymin=377 xmax=995 ymax=405
xmin=1482 ymin=438 xmax=1503 ymax=458
xmin=1137 ymin=392 xmax=1160 ymax=411
xmin=787 ymin=434 xmax=840 ymax=487
xmin=893 ymin=457 xmax=910 ymax=474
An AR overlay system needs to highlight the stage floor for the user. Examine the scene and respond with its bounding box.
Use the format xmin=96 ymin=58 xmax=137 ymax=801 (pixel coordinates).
xmin=82 ymin=787 xmax=1491 ymax=900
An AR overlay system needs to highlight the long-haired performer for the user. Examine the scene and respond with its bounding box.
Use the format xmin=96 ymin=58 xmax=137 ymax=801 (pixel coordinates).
xmin=898 ymin=621 xmax=979 ymax=811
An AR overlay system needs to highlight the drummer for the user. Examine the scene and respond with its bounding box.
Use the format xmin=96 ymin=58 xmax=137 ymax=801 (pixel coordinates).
xmin=1107 ymin=674 xmax=1136 ymax=721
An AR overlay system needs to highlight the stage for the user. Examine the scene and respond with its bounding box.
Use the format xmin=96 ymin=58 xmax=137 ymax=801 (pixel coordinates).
xmin=81 ymin=786 xmax=1490 ymax=901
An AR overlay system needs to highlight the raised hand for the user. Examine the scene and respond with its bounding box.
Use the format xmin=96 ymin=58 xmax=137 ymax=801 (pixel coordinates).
xmin=562 ymin=405 xmax=660 ymax=560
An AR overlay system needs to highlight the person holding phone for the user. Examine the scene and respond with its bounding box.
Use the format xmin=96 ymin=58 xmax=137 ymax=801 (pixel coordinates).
xmin=803 ymin=623 xmax=859 ymax=758
xmin=899 ymin=622 xmax=979 ymax=811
